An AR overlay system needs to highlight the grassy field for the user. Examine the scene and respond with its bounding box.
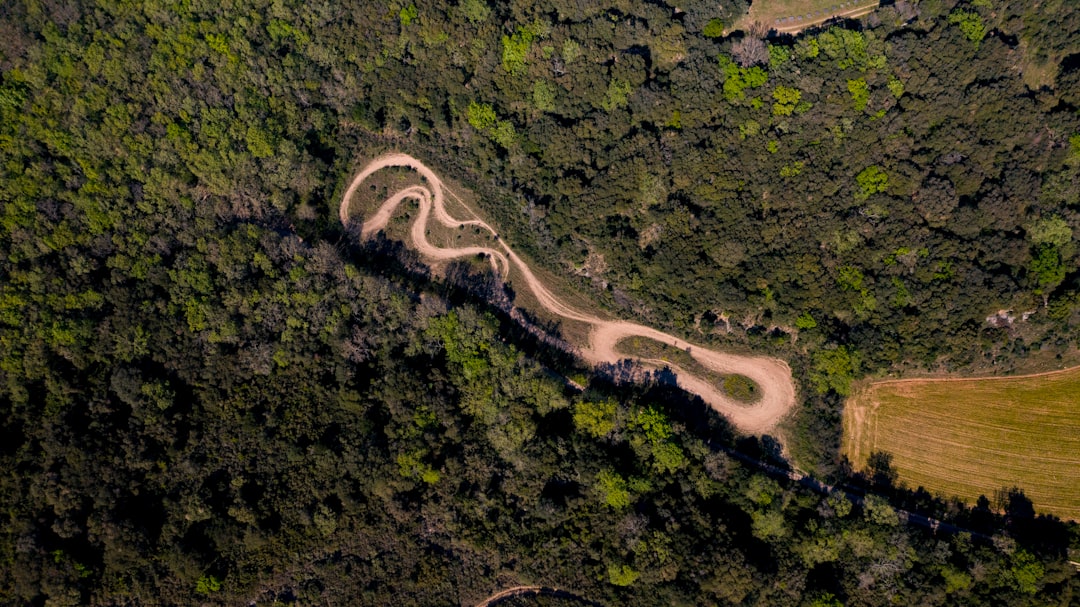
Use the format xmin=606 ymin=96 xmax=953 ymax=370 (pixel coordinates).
xmin=843 ymin=368 xmax=1080 ymax=521
xmin=735 ymin=0 xmax=880 ymax=34
xmin=616 ymin=336 xmax=761 ymax=404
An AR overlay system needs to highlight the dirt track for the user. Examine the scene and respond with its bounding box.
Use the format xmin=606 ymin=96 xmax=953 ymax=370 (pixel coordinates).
xmin=473 ymin=585 xmax=598 ymax=607
xmin=769 ymin=2 xmax=879 ymax=34
xmin=340 ymin=153 xmax=797 ymax=435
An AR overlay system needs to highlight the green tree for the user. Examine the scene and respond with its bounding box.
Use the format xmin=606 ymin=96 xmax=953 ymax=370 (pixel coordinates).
xmin=459 ymin=0 xmax=490 ymax=24
xmin=561 ymin=39 xmax=581 ymax=64
xmin=596 ymin=469 xmax=631 ymax=509
xmin=816 ymin=27 xmax=869 ymax=69
xmin=245 ymin=125 xmax=274 ymax=158
xmin=607 ymin=563 xmax=640 ymax=586
xmin=601 ymin=79 xmax=633 ymax=112
xmin=738 ymin=119 xmax=761 ymax=139
xmin=795 ymin=312 xmax=817 ymax=330
xmin=466 ymin=101 xmax=497 ymax=131
xmin=573 ymin=398 xmax=617 ymax=437
xmin=808 ymin=593 xmax=843 ymax=607
xmin=650 ymin=441 xmax=687 ymax=473
xmin=847 ymin=78 xmax=869 ymax=111
xmin=491 ymin=120 xmax=516 ymax=147
xmin=855 ymin=165 xmax=888 ymax=199
xmin=1026 ymin=216 xmax=1072 ymax=248
xmin=948 ymin=10 xmax=987 ymax=46
xmin=887 ymin=76 xmax=904 ymax=99
xmin=399 ymin=4 xmax=418 ymax=27
xmin=719 ymin=55 xmax=767 ymax=101
xmin=862 ymin=494 xmax=899 ymax=526
xmin=768 ymin=44 xmax=790 ymax=69
xmin=780 ymin=161 xmax=804 ymax=178
xmin=1030 ymin=244 xmax=1065 ymax=292
xmin=196 ymin=575 xmax=222 ymax=595
xmin=532 ymin=80 xmax=556 ymax=112
xmin=750 ymin=509 xmax=788 ymax=540
xmin=811 ymin=346 xmax=859 ymax=396
xmin=1009 ymin=550 xmax=1045 ymax=595
xmin=702 ymin=19 xmax=725 ymax=39
xmin=772 ymin=86 xmax=802 ymax=116
xmin=632 ymin=407 xmax=672 ymax=443
xmin=501 ymin=26 xmax=536 ymax=74
xmin=941 ymin=566 xmax=973 ymax=594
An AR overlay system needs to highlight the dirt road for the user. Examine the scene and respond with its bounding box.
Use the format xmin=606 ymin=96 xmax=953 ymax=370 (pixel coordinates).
xmin=473 ymin=585 xmax=599 ymax=607
xmin=340 ymin=153 xmax=797 ymax=435
xmin=769 ymin=2 xmax=879 ymax=34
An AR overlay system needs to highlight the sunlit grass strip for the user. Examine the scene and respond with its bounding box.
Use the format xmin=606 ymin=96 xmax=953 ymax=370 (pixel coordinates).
xmin=616 ymin=336 xmax=761 ymax=404
xmin=737 ymin=0 xmax=880 ymax=34
xmin=843 ymin=368 xmax=1080 ymax=521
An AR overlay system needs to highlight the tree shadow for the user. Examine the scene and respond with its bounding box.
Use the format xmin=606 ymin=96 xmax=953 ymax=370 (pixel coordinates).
xmin=339 ymin=228 xmax=1079 ymax=558
xmin=341 ymin=230 xmax=585 ymax=380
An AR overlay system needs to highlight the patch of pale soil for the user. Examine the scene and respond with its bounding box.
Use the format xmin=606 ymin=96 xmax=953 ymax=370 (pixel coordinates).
xmin=473 ymin=585 xmax=597 ymax=607
xmin=340 ymin=153 xmax=797 ymax=435
xmin=841 ymin=387 xmax=874 ymax=467
xmin=768 ymin=3 xmax=876 ymax=34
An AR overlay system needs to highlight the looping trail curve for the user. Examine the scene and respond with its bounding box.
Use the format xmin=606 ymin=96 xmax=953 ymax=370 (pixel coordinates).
xmin=340 ymin=153 xmax=796 ymax=435
xmin=473 ymin=585 xmax=600 ymax=607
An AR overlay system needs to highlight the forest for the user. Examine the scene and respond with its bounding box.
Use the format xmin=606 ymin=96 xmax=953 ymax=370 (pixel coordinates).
xmin=1 ymin=0 xmax=1080 ymax=604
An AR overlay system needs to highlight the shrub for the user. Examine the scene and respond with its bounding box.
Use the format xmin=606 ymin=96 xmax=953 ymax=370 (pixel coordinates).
xmin=702 ymin=18 xmax=725 ymax=39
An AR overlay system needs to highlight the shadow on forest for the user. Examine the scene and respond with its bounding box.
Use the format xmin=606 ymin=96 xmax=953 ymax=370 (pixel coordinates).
xmin=336 ymin=225 xmax=1077 ymax=558
xmin=339 ymin=228 xmax=584 ymax=379
xmin=841 ymin=451 xmax=1074 ymax=557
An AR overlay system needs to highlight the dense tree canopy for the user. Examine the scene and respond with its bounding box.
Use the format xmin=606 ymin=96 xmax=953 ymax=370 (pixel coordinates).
xmin=1 ymin=0 xmax=1079 ymax=604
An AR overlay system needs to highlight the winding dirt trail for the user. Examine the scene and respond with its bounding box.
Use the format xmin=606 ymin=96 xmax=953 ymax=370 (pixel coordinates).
xmin=340 ymin=153 xmax=796 ymax=435
xmin=473 ymin=585 xmax=598 ymax=607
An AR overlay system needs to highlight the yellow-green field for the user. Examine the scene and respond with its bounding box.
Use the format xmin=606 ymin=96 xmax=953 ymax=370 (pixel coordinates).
xmin=735 ymin=0 xmax=880 ymax=34
xmin=843 ymin=368 xmax=1080 ymax=521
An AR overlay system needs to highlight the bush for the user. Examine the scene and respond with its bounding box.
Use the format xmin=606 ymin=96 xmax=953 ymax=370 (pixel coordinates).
xmin=702 ymin=19 xmax=725 ymax=39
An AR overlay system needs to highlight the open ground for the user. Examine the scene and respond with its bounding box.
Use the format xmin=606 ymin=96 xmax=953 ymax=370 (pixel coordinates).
xmin=843 ymin=368 xmax=1080 ymax=521
xmin=340 ymin=153 xmax=797 ymax=435
xmin=735 ymin=0 xmax=880 ymax=34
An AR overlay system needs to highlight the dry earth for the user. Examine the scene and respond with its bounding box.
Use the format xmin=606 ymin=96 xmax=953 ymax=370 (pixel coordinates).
xmin=844 ymin=368 xmax=1080 ymax=521
xmin=473 ymin=585 xmax=596 ymax=607
xmin=340 ymin=153 xmax=797 ymax=435
xmin=736 ymin=0 xmax=881 ymax=34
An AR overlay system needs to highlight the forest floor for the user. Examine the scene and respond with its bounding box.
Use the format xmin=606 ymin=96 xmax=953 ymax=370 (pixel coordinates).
xmin=339 ymin=153 xmax=798 ymax=436
xmin=843 ymin=367 xmax=1080 ymax=521
xmin=735 ymin=0 xmax=880 ymax=34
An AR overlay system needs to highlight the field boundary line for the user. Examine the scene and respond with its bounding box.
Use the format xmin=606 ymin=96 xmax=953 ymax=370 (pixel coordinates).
xmin=860 ymin=364 xmax=1080 ymax=388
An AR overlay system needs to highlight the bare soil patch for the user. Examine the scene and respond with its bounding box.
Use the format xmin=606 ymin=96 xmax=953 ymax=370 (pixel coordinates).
xmin=843 ymin=368 xmax=1080 ymax=521
xmin=735 ymin=0 xmax=881 ymax=34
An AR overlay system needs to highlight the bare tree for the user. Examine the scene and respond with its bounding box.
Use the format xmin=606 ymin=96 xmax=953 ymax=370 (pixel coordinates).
xmin=895 ymin=0 xmax=919 ymax=23
xmin=731 ymin=36 xmax=769 ymax=67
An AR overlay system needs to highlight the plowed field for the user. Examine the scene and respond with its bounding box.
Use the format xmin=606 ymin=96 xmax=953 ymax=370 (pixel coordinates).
xmin=843 ymin=368 xmax=1080 ymax=521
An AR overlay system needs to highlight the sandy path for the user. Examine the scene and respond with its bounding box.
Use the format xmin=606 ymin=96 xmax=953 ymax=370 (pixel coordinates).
xmin=764 ymin=1 xmax=880 ymax=34
xmin=473 ymin=585 xmax=598 ymax=607
xmin=340 ymin=153 xmax=796 ymax=435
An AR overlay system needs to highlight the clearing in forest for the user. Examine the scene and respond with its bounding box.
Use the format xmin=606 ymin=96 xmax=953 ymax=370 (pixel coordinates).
xmin=843 ymin=368 xmax=1080 ymax=521
xmin=736 ymin=0 xmax=880 ymax=34
xmin=339 ymin=153 xmax=797 ymax=435
xmin=615 ymin=336 xmax=762 ymax=405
